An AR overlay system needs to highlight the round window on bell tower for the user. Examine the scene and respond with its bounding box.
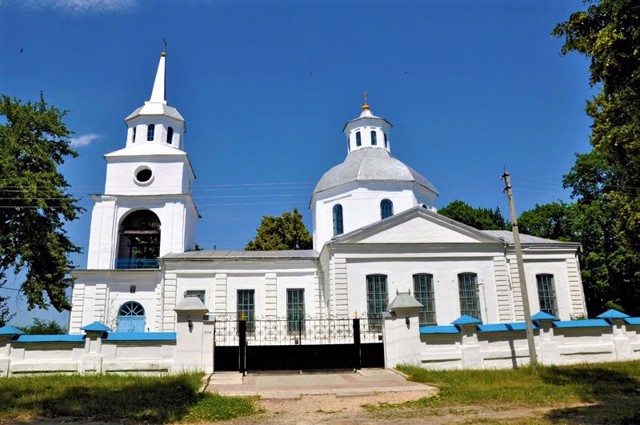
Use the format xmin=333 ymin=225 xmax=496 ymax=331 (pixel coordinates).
xmin=134 ymin=166 xmax=153 ymax=185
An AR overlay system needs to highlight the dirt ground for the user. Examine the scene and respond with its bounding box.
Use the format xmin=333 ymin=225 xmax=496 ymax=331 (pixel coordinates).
xmin=219 ymin=391 xmax=579 ymax=425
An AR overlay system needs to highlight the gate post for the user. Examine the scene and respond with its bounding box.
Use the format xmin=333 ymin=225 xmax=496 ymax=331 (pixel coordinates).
xmin=238 ymin=315 xmax=247 ymax=374
xmin=353 ymin=318 xmax=362 ymax=370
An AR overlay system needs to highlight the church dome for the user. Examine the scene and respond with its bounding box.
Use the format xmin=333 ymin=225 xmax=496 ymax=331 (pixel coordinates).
xmin=312 ymin=148 xmax=438 ymax=196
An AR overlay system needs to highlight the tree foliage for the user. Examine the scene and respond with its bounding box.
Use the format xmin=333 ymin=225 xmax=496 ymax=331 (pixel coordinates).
xmin=551 ymin=0 xmax=640 ymax=315
xmin=438 ymin=200 xmax=509 ymax=230
xmin=245 ymin=208 xmax=313 ymax=251
xmin=0 ymin=94 xmax=82 ymax=311
xmin=18 ymin=318 xmax=66 ymax=335
xmin=0 ymin=293 xmax=15 ymax=327
xmin=518 ymin=202 xmax=576 ymax=242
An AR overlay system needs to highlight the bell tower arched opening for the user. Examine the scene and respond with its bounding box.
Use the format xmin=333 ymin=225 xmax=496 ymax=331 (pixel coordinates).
xmin=116 ymin=210 xmax=161 ymax=269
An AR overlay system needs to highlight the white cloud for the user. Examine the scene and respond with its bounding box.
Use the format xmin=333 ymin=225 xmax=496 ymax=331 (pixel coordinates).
xmin=2 ymin=0 xmax=138 ymax=13
xmin=70 ymin=133 xmax=103 ymax=148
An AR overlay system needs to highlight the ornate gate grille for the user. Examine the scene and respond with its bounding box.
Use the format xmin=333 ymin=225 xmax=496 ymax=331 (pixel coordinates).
xmin=213 ymin=315 xmax=384 ymax=372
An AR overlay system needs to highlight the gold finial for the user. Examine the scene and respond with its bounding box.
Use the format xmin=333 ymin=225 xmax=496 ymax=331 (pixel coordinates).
xmin=362 ymin=91 xmax=369 ymax=110
xmin=161 ymin=37 xmax=167 ymax=57
xmin=239 ymin=312 xmax=246 ymax=321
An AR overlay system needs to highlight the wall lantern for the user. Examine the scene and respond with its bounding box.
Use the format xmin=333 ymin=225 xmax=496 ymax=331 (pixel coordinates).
xmin=188 ymin=319 xmax=193 ymax=332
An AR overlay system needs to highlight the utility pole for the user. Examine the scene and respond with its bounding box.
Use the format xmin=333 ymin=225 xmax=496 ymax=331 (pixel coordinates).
xmin=502 ymin=171 xmax=538 ymax=367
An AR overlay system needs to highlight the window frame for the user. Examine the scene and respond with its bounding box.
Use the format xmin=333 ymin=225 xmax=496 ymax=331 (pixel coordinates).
xmin=413 ymin=274 xmax=436 ymax=325
xmin=366 ymin=274 xmax=388 ymax=331
xmin=536 ymin=274 xmax=558 ymax=317
xmin=384 ymin=132 xmax=388 ymax=148
xmin=380 ymin=199 xmax=394 ymax=219
xmin=333 ymin=204 xmax=344 ymax=236
xmin=371 ymin=130 xmax=377 ymax=145
xmin=356 ymin=131 xmax=361 ymax=147
xmin=458 ymin=273 xmax=481 ymax=320
xmin=237 ymin=289 xmax=255 ymax=333
xmin=286 ymin=289 xmax=305 ymax=334
xmin=147 ymin=124 xmax=155 ymax=141
xmin=167 ymin=126 xmax=174 ymax=144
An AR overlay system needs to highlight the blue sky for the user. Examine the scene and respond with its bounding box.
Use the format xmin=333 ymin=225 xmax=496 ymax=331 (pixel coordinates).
xmin=0 ymin=0 xmax=593 ymax=326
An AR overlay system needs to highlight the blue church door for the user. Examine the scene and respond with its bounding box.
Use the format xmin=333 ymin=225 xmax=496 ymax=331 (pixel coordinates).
xmin=117 ymin=301 xmax=146 ymax=332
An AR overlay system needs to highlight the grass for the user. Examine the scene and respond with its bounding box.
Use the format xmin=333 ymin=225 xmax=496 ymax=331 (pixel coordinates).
xmin=0 ymin=373 xmax=256 ymax=423
xmin=367 ymin=361 xmax=640 ymax=424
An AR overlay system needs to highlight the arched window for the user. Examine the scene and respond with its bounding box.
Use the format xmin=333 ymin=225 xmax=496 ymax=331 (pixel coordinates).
xmin=333 ymin=204 xmax=343 ymax=236
xmin=458 ymin=273 xmax=481 ymax=320
xmin=167 ymin=127 xmax=174 ymax=144
xmin=132 ymin=127 xmax=137 ymax=143
xmin=116 ymin=210 xmax=161 ymax=269
xmin=147 ymin=124 xmax=155 ymax=141
xmin=371 ymin=130 xmax=377 ymax=145
xmin=356 ymin=131 xmax=362 ymax=147
xmin=117 ymin=301 xmax=145 ymax=333
xmin=384 ymin=133 xmax=388 ymax=148
xmin=536 ymin=274 xmax=558 ymax=317
xmin=414 ymin=274 xmax=435 ymax=325
xmin=380 ymin=199 xmax=393 ymax=219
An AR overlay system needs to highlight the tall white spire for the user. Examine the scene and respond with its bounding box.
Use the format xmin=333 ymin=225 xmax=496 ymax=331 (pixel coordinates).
xmin=149 ymin=51 xmax=167 ymax=104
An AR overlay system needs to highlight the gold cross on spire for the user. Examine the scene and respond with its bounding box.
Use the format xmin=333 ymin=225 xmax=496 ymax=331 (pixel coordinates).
xmin=362 ymin=90 xmax=370 ymax=110
xmin=161 ymin=37 xmax=167 ymax=57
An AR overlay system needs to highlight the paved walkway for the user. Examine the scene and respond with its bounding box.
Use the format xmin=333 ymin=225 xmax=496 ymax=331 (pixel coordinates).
xmin=205 ymin=369 xmax=436 ymax=399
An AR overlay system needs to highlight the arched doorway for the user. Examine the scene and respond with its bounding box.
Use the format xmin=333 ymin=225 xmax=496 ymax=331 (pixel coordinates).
xmin=117 ymin=301 xmax=146 ymax=333
xmin=116 ymin=210 xmax=161 ymax=269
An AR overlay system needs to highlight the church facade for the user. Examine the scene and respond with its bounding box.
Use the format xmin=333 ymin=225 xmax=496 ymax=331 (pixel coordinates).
xmin=69 ymin=53 xmax=587 ymax=335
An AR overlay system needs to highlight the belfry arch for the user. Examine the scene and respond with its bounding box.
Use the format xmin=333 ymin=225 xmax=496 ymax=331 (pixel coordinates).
xmin=116 ymin=210 xmax=161 ymax=269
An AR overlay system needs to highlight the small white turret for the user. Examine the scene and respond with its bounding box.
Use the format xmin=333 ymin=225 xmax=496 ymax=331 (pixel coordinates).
xmin=343 ymin=93 xmax=392 ymax=153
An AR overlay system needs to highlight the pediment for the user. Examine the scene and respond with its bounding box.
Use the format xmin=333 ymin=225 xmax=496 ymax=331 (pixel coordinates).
xmin=334 ymin=207 xmax=500 ymax=245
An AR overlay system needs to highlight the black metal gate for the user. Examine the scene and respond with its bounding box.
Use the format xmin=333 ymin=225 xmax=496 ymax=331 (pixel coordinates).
xmin=213 ymin=316 xmax=384 ymax=372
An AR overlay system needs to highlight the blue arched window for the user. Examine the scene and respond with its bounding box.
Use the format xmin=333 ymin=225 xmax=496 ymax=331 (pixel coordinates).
xmin=117 ymin=301 xmax=146 ymax=333
xmin=147 ymin=124 xmax=155 ymax=141
xmin=380 ymin=199 xmax=393 ymax=219
xmin=333 ymin=204 xmax=343 ymax=236
xmin=356 ymin=131 xmax=361 ymax=147
xmin=371 ymin=130 xmax=377 ymax=145
xmin=167 ymin=127 xmax=174 ymax=144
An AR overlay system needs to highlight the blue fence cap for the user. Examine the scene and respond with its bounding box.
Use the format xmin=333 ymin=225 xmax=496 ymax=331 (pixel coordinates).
xmin=451 ymin=315 xmax=482 ymax=326
xmin=0 ymin=325 xmax=25 ymax=336
xmin=531 ymin=311 xmax=558 ymax=322
xmin=597 ymin=309 xmax=630 ymax=319
xmin=420 ymin=325 xmax=459 ymax=334
xmin=553 ymin=319 xmax=610 ymax=329
xmin=15 ymin=334 xmax=85 ymax=343
xmin=478 ymin=322 xmax=539 ymax=332
xmin=81 ymin=321 xmax=113 ymax=333
xmin=105 ymin=332 xmax=176 ymax=342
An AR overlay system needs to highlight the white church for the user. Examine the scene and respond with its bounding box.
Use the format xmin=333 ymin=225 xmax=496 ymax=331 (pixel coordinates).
xmin=69 ymin=52 xmax=588 ymax=335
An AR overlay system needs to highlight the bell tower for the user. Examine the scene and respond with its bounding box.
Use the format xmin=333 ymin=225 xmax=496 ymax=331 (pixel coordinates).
xmin=85 ymin=50 xmax=199 ymax=270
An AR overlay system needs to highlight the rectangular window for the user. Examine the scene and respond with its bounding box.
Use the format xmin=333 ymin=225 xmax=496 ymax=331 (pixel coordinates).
xmin=458 ymin=273 xmax=481 ymax=319
xmin=536 ymin=274 xmax=558 ymax=317
xmin=237 ymin=289 xmax=255 ymax=333
xmin=356 ymin=131 xmax=361 ymax=147
xmin=287 ymin=289 xmax=305 ymax=334
xmin=413 ymin=274 xmax=436 ymax=325
xmin=371 ymin=130 xmax=377 ymax=145
xmin=384 ymin=132 xmax=388 ymax=148
xmin=366 ymin=274 xmax=388 ymax=331
xmin=184 ymin=290 xmax=205 ymax=304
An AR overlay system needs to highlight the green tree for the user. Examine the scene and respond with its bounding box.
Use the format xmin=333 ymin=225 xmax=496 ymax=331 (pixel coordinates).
xmin=438 ymin=200 xmax=509 ymax=230
xmin=553 ymin=0 xmax=640 ymax=315
xmin=0 ymin=293 xmax=15 ymax=327
xmin=553 ymin=0 xmax=640 ymax=252
xmin=0 ymin=94 xmax=82 ymax=311
xmin=245 ymin=208 xmax=313 ymax=251
xmin=518 ymin=201 xmax=576 ymax=241
xmin=18 ymin=318 xmax=66 ymax=335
